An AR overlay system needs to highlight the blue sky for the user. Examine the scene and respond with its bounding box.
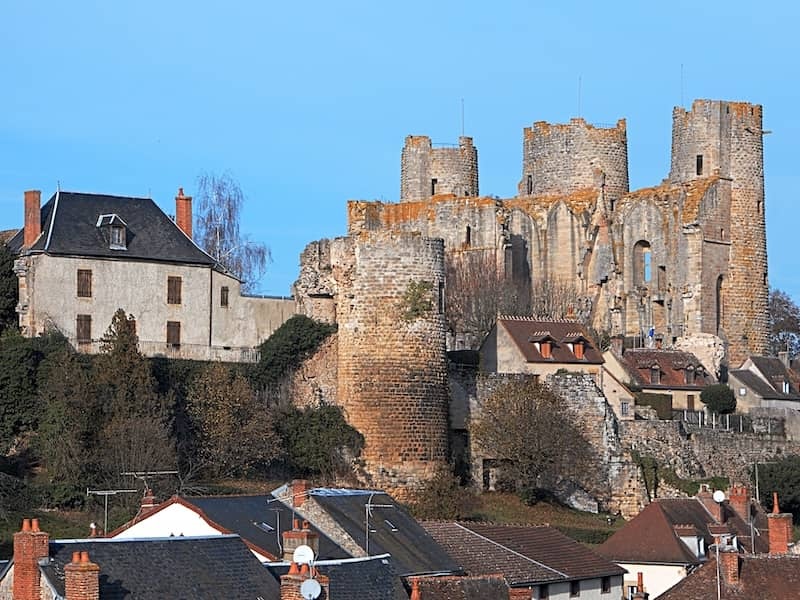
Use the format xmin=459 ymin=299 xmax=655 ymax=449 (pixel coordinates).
xmin=2 ymin=1 xmax=798 ymax=301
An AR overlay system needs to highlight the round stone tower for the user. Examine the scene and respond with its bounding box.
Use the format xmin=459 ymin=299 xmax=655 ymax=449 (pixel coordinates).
xmin=400 ymin=135 xmax=479 ymax=201
xmin=669 ymin=99 xmax=768 ymax=363
xmin=518 ymin=118 xmax=629 ymax=203
xmin=336 ymin=231 xmax=450 ymax=495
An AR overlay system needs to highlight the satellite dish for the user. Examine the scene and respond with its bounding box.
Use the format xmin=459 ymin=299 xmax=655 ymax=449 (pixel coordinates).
xmin=300 ymin=578 xmax=322 ymax=600
xmin=713 ymin=490 xmax=726 ymax=503
xmin=293 ymin=544 xmax=315 ymax=565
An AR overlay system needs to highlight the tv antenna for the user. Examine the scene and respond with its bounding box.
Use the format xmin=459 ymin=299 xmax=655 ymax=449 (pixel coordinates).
xmin=86 ymin=488 xmax=137 ymax=534
xmin=120 ymin=470 xmax=178 ymax=492
xmin=364 ymin=493 xmax=394 ymax=556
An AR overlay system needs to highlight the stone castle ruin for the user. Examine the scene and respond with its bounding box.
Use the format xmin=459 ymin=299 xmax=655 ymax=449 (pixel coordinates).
xmin=293 ymin=99 xmax=771 ymax=498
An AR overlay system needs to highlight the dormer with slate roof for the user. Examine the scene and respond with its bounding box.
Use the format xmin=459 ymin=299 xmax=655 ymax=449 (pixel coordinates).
xmin=96 ymin=213 xmax=128 ymax=250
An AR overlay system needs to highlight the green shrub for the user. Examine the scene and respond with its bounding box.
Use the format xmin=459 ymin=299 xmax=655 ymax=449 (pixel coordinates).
xmin=249 ymin=315 xmax=336 ymax=389
xmin=408 ymin=467 xmax=479 ymax=520
xmin=700 ymin=384 xmax=737 ymax=414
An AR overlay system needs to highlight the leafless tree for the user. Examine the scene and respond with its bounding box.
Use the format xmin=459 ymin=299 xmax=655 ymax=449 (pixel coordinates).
xmin=194 ymin=172 xmax=271 ymax=294
xmin=471 ymin=377 xmax=598 ymax=497
xmin=445 ymin=251 xmax=529 ymax=345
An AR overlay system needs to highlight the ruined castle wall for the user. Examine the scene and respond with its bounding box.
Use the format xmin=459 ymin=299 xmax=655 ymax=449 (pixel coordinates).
xmin=335 ymin=231 xmax=450 ymax=494
xmin=400 ymin=136 xmax=478 ymax=202
xmin=519 ymin=118 xmax=629 ymax=202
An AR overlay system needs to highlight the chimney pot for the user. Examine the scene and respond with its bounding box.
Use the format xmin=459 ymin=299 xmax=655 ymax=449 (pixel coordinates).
xmin=32 ymin=518 xmax=40 ymax=532
xmin=288 ymin=562 xmax=299 ymax=575
xmin=71 ymin=551 xmax=81 ymax=564
xmin=773 ymin=491 xmax=780 ymax=514
xmin=22 ymin=518 xmax=31 ymax=532
xmin=299 ymin=563 xmax=309 ymax=576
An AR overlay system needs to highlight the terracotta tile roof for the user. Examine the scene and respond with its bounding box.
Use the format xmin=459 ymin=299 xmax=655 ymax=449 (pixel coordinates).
xmin=410 ymin=574 xmax=511 ymax=600
xmin=598 ymin=496 xmax=769 ymax=565
xmin=659 ymin=554 xmax=800 ymax=599
xmin=620 ymin=348 xmax=714 ymax=390
xmin=497 ymin=317 xmax=604 ymax=365
xmin=422 ymin=522 xmax=624 ymax=586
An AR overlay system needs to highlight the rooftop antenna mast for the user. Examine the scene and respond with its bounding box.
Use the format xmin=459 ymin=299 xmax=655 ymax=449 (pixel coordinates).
xmin=120 ymin=470 xmax=178 ymax=494
xmin=86 ymin=488 xmax=137 ymax=534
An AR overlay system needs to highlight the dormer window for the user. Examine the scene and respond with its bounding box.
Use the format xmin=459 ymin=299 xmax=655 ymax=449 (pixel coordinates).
xmin=96 ymin=213 xmax=128 ymax=250
xmin=783 ymin=380 xmax=790 ymax=394
xmin=685 ymin=365 xmax=696 ymax=385
xmin=651 ymin=364 xmax=661 ymax=385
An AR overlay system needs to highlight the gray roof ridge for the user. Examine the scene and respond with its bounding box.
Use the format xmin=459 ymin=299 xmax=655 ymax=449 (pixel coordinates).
xmin=454 ymin=522 xmax=567 ymax=579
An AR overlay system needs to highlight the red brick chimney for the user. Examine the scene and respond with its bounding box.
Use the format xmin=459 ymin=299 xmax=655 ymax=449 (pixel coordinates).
xmin=13 ymin=518 xmax=50 ymax=600
xmin=140 ymin=488 xmax=158 ymax=515
xmin=728 ymin=484 xmax=751 ymax=520
xmin=65 ymin=550 xmax=100 ymax=600
xmin=508 ymin=588 xmax=530 ymax=599
xmin=719 ymin=548 xmax=740 ymax=586
xmin=292 ymin=479 xmax=310 ymax=507
xmin=23 ymin=190 xmax=42 ymax=247
xmin=631 ymin=572 xmax=648 ymax=599
xmin=282 ymin=519 xmax=320 ymax=562
xmin=280 ymin=562 xmax=329 ymax=600
xmin=175 ymin=187 xmax=192 ymax=239
xmin=410 ymin=578 xmax=421 ymax=600
xmin=767 ymin=492 xmax=793 ymax=555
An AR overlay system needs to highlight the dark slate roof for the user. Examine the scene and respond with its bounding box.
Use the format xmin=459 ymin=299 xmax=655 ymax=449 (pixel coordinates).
xmin=8 ymin=191 xmax=219 ymax=267
xmin=39 ymin=535 xmax=280 ymax=599
xmin=729 ymin=369 xmax=786 ymax=400
xmin=659 ymin=554 xmax=800 ymax=600
xmin=423 ymin=522 xmax=623 ymax=586
xmin=189 ymin=494 xmax=350 ymax=561
xmin=412 ymin=574 xmax=511 ymax=599
xmin=268 ymin=555 xmax=407 ymax=600
xmin=307 ymin=489 xmax=460 ymax=577
xmin=496 ymin=317 xmax=604 ymax=365
xmin=736 ymin=356 xmax=800 ymax=400
xmin=598 ymin=496 xmax=769 ymax=565
xmin=620 ymin=348 xmax=714 ymax=390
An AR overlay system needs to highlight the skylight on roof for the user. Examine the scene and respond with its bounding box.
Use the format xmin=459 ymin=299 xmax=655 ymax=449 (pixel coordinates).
xmin=254 ymin=521 xmax=274 ymax=533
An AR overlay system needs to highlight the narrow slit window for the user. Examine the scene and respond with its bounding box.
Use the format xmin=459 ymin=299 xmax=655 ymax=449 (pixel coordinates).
xmin=696 ymin=154 xmax=704 ymax=176
xmin=431 ymin=178 xmax=438 ymax=195
xmin=527 ymin=174 xmax=533 ymax=195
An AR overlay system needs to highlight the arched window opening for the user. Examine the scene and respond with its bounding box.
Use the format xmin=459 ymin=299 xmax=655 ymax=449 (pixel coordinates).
xmin=465 ymin=225 xmax=472 ymax=246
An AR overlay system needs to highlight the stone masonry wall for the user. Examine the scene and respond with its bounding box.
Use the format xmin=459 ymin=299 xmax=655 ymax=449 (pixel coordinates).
xmin=335 ymin=231 xmax=450 ymax=496
xmin=518 ymin=118 xmax=629 ymax=203
xmin=400 ymin=136 xmax=478 ymax=202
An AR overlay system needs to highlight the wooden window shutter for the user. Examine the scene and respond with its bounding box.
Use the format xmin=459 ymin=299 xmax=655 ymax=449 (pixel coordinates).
xmin=167 ymin=276 xmax=182 ymax=304
xmin=76 ymin=314 xmax=92 ymax=343
xmin=166 ymin=321 xmax=181 ymax=346
xmin=77 ymin=269 xmax=92 ymax=298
